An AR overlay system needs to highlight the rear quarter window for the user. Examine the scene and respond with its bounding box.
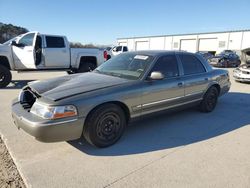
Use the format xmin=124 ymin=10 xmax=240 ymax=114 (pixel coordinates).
xmin=180 ymin=54 xmax=206 ymax=75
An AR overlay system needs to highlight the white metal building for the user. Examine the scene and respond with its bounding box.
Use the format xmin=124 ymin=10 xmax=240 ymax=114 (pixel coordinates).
xmin=117 ymin=30 xmax=250 ymax=54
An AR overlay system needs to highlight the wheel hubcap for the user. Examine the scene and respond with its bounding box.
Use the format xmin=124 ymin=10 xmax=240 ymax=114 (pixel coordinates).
xmin=96 ymin=112 xmax=121 ymax=142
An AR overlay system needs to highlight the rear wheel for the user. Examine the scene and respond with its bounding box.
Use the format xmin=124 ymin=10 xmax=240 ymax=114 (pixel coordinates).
xmin=83 ymin=104 xmax=126 ymax=148
xmin=77 ymin=62 xmax=96 ymax=73
xmin=199 ymin=86 xmax=218 ymax=113
xmin=0 ymin=65 xmax=12 ymax=88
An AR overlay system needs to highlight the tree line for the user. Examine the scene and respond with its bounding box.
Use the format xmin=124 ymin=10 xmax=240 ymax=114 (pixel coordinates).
xmin=0 ymin=22 xmax=110 ymax=49
xmin=0 ymin=22 xmax=28 ymax=43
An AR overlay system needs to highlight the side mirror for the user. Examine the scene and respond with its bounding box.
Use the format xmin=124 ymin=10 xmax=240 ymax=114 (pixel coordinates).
xmin=149 ymin=71 xmax=164 ymax=80
xmin=11 ymin=41 xmax=18 ymax=46
xmin=11 ymin=41 xmax=24 ymax=47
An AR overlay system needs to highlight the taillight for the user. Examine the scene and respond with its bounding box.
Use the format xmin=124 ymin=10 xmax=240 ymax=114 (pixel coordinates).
xmin=104 ymin=51 xmax=108 ymax=61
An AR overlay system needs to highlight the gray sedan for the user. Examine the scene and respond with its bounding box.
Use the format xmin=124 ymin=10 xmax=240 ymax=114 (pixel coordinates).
xmin=12 ymin=51 xmax=231 ymax=147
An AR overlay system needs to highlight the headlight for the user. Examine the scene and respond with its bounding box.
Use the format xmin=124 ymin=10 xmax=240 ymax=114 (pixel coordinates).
xmin=30 ymin=102 xmax=77 ymax=119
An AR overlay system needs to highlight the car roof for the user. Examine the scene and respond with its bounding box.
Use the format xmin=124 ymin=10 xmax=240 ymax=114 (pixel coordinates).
xmin=127 ymin=50 xmax=193 ymax=56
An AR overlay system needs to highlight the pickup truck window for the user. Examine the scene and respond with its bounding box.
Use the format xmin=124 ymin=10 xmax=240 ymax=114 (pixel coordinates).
xmin=150 ymin=55 xmax=179 ymax=78
xmin=18 ymin=33 xmax=35 ymax=46
xmin=116 ymin=46 xmax=122 ymax=52
xmin=123 ymin=47 xmax=128 ymax=52
xmin=180 ymin=54 xmax=206 ymax=75
xmin=45 ymin=36 xmax=65 ymax=48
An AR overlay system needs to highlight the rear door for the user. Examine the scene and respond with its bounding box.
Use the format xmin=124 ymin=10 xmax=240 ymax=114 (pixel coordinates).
xmin=12 ymin=32 xmax=38 ymax=69
xmin=140 ymin=54 xmax=185 ymax=115
xmin=43 ymin=36 xmax=70 ymax=68
xmin=178 ymin=53 xmax=209 ymax=102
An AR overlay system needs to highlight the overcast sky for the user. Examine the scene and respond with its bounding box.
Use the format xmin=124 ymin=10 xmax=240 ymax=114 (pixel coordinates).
xmin=1 ymin=0 xmax=250 ymax=45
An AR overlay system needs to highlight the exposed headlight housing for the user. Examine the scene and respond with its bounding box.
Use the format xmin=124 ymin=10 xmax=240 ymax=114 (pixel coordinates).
xmin=30 ymin=102 xmax=77 ymax=119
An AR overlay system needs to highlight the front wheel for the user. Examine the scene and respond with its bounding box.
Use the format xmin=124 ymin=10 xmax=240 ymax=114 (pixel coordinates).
xmin=83 ymin=104 xmax=126 ymax=148
xmin=0 ymin=65 xmax=12 ymax=88
xmin=199 ymin=86 xmax=219 ymax=113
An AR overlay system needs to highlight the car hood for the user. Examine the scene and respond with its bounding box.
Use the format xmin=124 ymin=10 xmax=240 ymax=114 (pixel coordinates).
xmin=0 ymin=44 xmax=11 ymax=52
xmin=28 ymin=72 xmax=131 ymax=101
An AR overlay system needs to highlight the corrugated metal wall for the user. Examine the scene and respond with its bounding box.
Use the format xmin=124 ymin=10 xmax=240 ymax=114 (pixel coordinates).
xmin=117 ymin=30 xmax=250 ymax=54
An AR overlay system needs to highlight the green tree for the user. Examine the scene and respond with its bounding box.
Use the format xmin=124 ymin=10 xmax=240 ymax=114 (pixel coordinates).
xmin=0 ymin=22 xmax=28 ymax=43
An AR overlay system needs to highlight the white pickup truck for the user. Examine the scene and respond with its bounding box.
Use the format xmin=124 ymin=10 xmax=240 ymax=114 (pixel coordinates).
xmin=106 ymin=45 xmax=128 ymax=59
xmin=0 ymin=31 xmax=107 ymax=88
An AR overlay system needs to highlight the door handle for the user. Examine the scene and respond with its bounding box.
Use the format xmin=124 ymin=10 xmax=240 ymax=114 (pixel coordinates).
xmin=178 ymin=82 xmax=184 ymax=87
xmin=204 ymin=78 xmax=209 ymax=81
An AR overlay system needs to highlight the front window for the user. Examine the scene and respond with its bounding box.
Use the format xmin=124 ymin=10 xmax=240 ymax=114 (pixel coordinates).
xmin=96 ymin=53 xmax=154 ymax=80
xmin=150 ymin=55 xmax=179 ymax=78
xmin=18 ymin=33 xmax=35 ymax=46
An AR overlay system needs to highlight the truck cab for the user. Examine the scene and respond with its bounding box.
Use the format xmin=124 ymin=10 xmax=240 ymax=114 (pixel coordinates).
xmin=0 ymin=31 xmax=107 ymax=88
xmin=107 ymin=45 xmax=128 ymax=59
xmin=10 ymin=32 xmax=71 ymax=70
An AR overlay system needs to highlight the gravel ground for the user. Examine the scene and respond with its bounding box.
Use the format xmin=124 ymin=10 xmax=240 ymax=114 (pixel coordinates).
xmin=0 ymin=137 xmax=25 ymax=188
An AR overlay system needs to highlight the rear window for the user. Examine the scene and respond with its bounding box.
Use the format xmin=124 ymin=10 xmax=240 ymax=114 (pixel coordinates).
xmin=46 ymin=36 xmax=65 ymax=48
xmin=180 ymin=54 xmax=206 ymax=75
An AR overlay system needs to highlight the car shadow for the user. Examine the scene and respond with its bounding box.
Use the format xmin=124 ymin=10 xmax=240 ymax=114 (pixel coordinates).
xmin=68 ymin=92 xmax=250 ymax=156
xmin=3 ymin=80 xmax=34 ymax=89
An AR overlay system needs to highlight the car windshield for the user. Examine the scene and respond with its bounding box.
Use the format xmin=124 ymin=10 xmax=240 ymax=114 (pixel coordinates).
xmin=95 ymin=53 xmax=154 ymax=80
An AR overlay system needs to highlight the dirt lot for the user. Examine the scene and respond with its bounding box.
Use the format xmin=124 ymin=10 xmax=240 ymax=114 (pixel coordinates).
xmin=0 ymin=137 xmax=25 ymax=188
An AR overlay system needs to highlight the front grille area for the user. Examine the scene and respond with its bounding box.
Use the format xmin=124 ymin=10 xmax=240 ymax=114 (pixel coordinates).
xmin=19 ymin=87 xmax=39 ymax=110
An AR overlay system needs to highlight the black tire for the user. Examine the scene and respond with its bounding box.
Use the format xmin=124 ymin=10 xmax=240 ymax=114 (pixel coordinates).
xmin=0 ymin=65 xmax=12 ymax=88
xmin=83 ymin=104 xmax=126 ymax=148
xmin=77 ymin=62 xmax=96 ymax=73
xmin=199 ymin=86 xmax=219 ymax=113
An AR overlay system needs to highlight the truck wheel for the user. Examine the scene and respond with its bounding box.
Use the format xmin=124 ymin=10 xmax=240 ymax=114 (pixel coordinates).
xmin=78 ymin=62 xmax=96 ymax=73
xmin=0 ymin=65 xmax=12 ymax=88
xmin=66 ymin=70 xmax=76 ymax=74
xmin=199 ymin=86 xmax=218 ymax=113
xmin=83 ymin=104 xmax=126 ymax=148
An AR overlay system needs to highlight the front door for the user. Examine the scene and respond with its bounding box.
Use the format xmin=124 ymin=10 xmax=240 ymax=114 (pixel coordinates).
xmin=141 ymin=54 xmax=185 ymax=115
xmin=12 ymin=32 xmax=38 ymax=69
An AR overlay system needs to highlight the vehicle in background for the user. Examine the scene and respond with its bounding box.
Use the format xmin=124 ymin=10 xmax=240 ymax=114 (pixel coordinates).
xmin=241 ymin=48 xmax=250 ymax=64
xmin=12 ymin=51 xmax=231 ymax=148
xmin=106 ymin=45 xmax=128 ymax=59
xmin=0 ymin=31 xmax=107 ymax=88
xmin=208 ymin=51 xmax=241 ymax=68
xmin=236 ymin=48 xmax=250 ymax=84
xmin=233 ymin=64 xmax=250 ymax=82
xmin=196 ymin=51 xmax=214 ymax=60
xmin=219 ymin=50 xmax=236 ymax=56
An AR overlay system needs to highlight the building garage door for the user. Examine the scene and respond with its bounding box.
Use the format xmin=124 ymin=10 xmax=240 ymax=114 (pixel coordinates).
xmin=199 ymin=38 xmax=217 ymax=52
xmin=135 ymin=41 xmax=149 ymax=51
xmin=180 ymin=39 xmax=197 ymax=52
xmin=118 ymin=42 xmax=127 ymax=46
